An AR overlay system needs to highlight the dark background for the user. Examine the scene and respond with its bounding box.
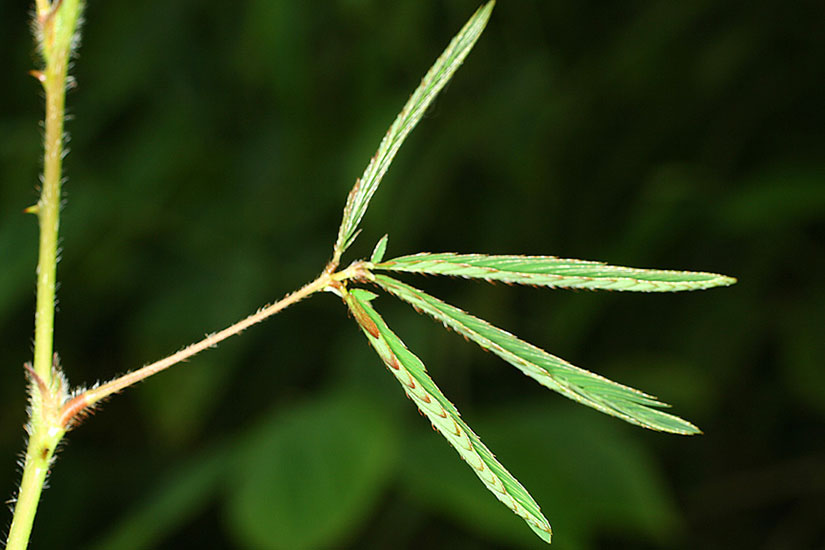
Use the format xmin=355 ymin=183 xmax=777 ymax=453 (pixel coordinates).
xmin=1 ymin=1 xmax=824 ymax=548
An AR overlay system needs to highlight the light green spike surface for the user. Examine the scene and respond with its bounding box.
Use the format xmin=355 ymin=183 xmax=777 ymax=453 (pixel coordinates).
xmin=373 ymin=252 xmax=736 ymax=292
xmin=334 ymin=2 xmax=495 ymax=258
xmin=344 ymin=288 xmax=553 ymax=544
xmin=372 ymin=275 xmax=700 ymax=435
xmin=370 ymin=235 xmax=390 ymax=264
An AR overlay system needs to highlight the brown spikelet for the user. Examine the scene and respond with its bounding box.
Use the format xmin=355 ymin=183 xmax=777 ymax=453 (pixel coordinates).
xmin=350 ymin=299 xmax=380 ymax=338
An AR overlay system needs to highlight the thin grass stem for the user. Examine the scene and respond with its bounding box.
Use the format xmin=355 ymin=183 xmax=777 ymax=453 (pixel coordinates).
xmin=67 ymin=272 xmax=335 ymax=417
xmin=6 ymin=3 xmax=74 ymax=545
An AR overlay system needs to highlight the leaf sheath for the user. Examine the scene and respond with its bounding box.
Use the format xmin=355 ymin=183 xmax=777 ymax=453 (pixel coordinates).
xmin=344 ymin=288 xmax=552 ymax=543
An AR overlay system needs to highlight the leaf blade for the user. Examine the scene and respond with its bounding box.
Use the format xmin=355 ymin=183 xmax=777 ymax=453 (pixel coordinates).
xmin=344 ymin=287 xmax=552 ymax=544
xmin=374 ymin=252 xmax=736 ymax=292
xmin=333 ymin=2 xmax=495 ymax=260
xmin=372 ymin=275 xmax=701 ymax=435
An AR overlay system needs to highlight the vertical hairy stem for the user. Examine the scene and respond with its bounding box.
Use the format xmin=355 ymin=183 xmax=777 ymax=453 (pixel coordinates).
xmin=32 ymin=31 xmax=67 ymax=388
xmin=6 ymin=3 xmax=83 ymax=549
xmin=5 ymin=415 xmax=62 ymax=550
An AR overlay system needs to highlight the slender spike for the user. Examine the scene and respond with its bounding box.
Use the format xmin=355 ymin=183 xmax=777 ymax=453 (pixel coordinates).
xmin=370 ymin=235 xmax=390 ymax=264
xmin=344 ymin=287 xmax=552 ymax=543
xmin=372 ymin=275 xmax=700 ymax=435
xmin=332 ymin=2 xmax=495 ymax=261
xmin=374 ymin=252 xmax=736 ymax=292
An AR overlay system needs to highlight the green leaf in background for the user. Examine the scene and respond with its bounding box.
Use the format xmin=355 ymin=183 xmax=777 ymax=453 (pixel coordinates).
xmin=128 ymin=261 xmax=265 ymax=445
xmin=333 ymin=2 xmax=495 ymax=259
xmin=225 ymin=392 xmax=397 ymax=550
xmin=720 ymin=166 xmax=825 ymax=233
xmin=135 ymin=355 xmax=234 ymax=447
xmin=373 ymin=252 xmax=736 ymax=292
xmin=87 ymin=447 xmax=231 ymax=550
xmin=344 ymin=287 xmax=553 ymax=544
xmin=401 ymin=405 xmax=681 ymax=549
xmin=372 ymin=275 xmax=699 ymax=435
xmin=780 ymin=293 xmax=825 ymax=419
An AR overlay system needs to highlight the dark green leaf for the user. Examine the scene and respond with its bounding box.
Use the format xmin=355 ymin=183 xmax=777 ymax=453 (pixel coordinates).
xmin=88 ymin=447 xmax=230 ymax=550
xmin=225 ymin=392 xmax=397 ymax=550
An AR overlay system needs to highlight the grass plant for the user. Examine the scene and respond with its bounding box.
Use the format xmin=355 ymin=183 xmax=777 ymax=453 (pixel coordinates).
xmin=5 ymin=1 xmax=735 ymax=547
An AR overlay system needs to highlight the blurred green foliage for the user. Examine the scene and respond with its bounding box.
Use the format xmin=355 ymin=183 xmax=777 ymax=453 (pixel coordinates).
xmin=1 ymin=1 xmax=823 ymax=548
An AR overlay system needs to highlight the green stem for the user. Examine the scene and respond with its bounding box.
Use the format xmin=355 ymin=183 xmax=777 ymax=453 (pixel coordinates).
xmin=6 ymin=3 xmax=79 ymax=548
xmin=32 ymin=43 xmax=67 ymax=388
xmin=5 ymin=425 xmax=63 ymax=550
